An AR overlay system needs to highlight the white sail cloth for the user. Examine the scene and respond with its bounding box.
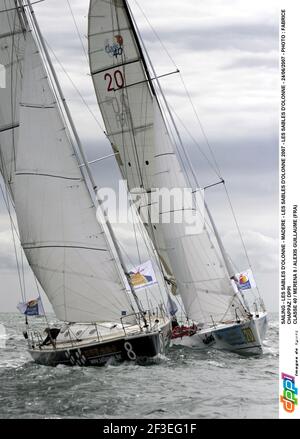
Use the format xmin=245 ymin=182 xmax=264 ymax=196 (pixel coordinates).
xmin=0 ymin=0 xmax=27 ymax=199
xmin=88 ymin=0 xmax=245 ymax=324
xmin=13 ymin=32 xmax=131 ymax=323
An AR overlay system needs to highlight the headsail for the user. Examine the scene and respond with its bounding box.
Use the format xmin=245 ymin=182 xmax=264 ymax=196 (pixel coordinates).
xmin=13 ymin=30 xmax=131 ymax=323
xmin=88 ymin=0 xmax=246 ymax=324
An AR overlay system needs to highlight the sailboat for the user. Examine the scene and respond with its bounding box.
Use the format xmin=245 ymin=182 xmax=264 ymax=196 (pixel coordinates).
xmin=0 ymin=0 xmax=268 ymax=366
xmin=0 ymin=0 xmax=172 ymax=367
xmin=87 ymin=0 xmax=268 ymax=354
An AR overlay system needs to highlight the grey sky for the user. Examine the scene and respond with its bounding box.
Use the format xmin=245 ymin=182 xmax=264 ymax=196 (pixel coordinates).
xmin=0 ymin=0 xmax=279 ymax=313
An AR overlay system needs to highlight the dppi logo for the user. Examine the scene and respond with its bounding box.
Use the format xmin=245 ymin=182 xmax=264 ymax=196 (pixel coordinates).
xmin=280 ymin=372 xmax=298 ymax=413
xmin=105 ymin=35 xmax=124 ymax=58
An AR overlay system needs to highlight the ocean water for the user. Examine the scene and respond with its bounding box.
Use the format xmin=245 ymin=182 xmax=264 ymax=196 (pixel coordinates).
xmin=0 ymin=312 xmax=278 ymax=419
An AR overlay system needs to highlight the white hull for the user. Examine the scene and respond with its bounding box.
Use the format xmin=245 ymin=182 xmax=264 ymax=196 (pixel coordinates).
xmin=172 ymin=312 xmax=268 ymax=355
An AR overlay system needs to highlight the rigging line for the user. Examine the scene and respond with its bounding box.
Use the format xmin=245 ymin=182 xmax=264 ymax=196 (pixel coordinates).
xmin=26 ymin=6 xmax=137 ymax=315
xmin=113 ymin=235 xmax=153 ymax=313
xmin=129 ymin=206 xmax=142 ymax=266
xmin=61 ymin=261 xmax=130 ymax=315
xmin=132 ymin=0 xmax=177 ymax=69
xmin=220 ymin=295 xmax=248 ymax=322
xmin=223 ymin=182 xmax=262 ymax=299
xmin=130 ymin=2 xmax=230 ymax=252
xmin=129 ymin=202 xmax=171 ymax=309
xmin=172 ymin=294 xmax=187 ymax=318
xmin=5 ymin=3 xmax=18 ymax=191
xmin=32 ymin=276 xmax=50 ymax=326
xmin=26 ymin=14 xmax=75 ymax=149
xmin=115 ymin=235 xmax=161 ymax=310
xmin=20 ymin=244 xmax=26 ymax=300
xmin=128 ymin=10 xmax=207 ymax=226
xmin=123 ymin=0 xmax=155 ymax=97
xmin=45 ymin=40 xmax=107 ymax=138
xmin=68 ymin=248 xmax=133 ymax=312
xmin=137 ymin=215 xmax=175 ymax=302
xmin=153 ymin=89 xmax=243 ymax=305
xmin=65 ymin=0 xmax=89 ymax=64
xmin=0 ymin=181 xmax=17 ymax=241
xmin=189 ymin=230 xmax=226 ymax=286
xmin=1 ymin=7 xmax=25 ymax=301
xmin=114 ymin=6 xmax=145 ymax=189
xmin=155 ymin=99 xmax=211 ymax=236
xmin=27 ymin=12 xmax=90 ymax=194
xmin=114 ymin=233 xmax=137 ymax=272
xmin=133 ymin=0 xmax=222 ymax=179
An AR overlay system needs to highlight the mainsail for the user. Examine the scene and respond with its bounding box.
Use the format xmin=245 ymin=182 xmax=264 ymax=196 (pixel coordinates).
xmin=4 ymin=13 xmax=132 ymax=323
xmin=0 ymin=0 xmax=27 ymax=199
xmin=88 ymin=0 xmax=174 ymax=284
xmin=88 ymin=0 xmax=246 ymax=324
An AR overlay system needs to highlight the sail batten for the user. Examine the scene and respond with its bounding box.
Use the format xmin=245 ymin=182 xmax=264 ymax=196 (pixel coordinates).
xmin=22 ymin=245 xmax=108 ymax=252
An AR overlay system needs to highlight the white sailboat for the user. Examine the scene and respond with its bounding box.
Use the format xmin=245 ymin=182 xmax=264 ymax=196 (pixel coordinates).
xmin=87 ymin=0 xmax=268 ymax=354
xmin=0 ymin=0 xmax=172 ymax=366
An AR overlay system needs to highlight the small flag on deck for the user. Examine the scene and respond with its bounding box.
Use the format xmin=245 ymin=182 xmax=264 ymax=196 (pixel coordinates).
xmin=236 ymin=269 xmax=256 ymax=290
xmin=17 ymin=298 xmax=45 ymax=316
xmin=129 ymin=260 xmax=157 ymax=290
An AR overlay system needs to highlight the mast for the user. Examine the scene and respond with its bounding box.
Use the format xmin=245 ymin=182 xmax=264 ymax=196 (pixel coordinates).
xmin=25 ymin=0 xmax=147 ymax=323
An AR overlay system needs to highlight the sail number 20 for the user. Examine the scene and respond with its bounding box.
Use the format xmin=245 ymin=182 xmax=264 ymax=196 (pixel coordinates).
xmin=104 ymin=70 xmax=124 ymax=92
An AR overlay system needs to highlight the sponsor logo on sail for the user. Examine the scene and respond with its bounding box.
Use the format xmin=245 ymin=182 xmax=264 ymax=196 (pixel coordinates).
xmin=280 ymin=372 xmax=298 ymax=413
xmin=105 ymin=35 xmax=124 ymax=58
